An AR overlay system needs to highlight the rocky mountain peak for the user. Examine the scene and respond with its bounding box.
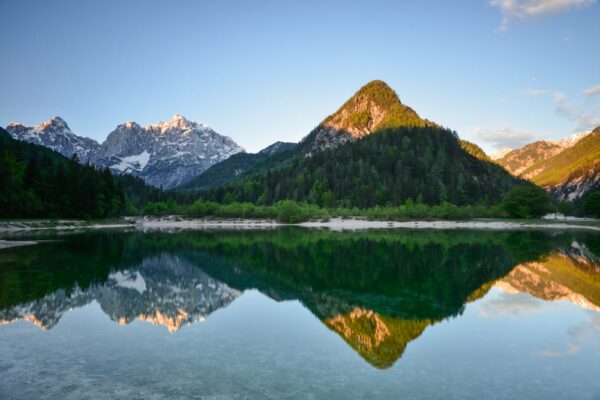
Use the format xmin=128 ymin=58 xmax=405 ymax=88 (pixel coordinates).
xmin=95 ymin=115 xmax=244 ymax=189
xmin=6 ymin=114 xmax=244 ymax=189
xmin=322 ymin=80 xmax=424 ymax=139
xmin=152 ymin=113 xmax=201 ymax=133
xmin=5 ymin=116 xmax=99 ymax=162
xmin=122 ymin=121 xmax=141 ymax=129
xmin=35 ymin=116 xmax=70 ymax=132
xmin=298 ymin=80 xmax=427 ymax=155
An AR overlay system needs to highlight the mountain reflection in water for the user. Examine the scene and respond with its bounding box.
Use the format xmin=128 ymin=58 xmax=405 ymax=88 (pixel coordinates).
xmin=1 ymin=229 xmax=599 ymax=369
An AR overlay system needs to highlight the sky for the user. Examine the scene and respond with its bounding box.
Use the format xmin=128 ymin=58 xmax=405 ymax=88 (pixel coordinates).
xmin=1 ymin=0 xmax=599 ymax=154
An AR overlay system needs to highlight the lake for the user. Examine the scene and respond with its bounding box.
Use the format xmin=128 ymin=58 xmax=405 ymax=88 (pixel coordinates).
xmin=1 ymin=228 xmax=599 ymax=399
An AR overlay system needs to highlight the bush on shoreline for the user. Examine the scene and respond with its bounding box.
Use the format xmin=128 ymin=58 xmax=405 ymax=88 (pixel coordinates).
xmin=140 ymin=199 xmax=506 ymax=223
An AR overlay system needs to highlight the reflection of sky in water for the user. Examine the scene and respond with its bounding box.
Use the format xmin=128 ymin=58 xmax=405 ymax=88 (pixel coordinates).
xmin=1 ymin=229 xmax=600 ymax=399
xmin=1 ymin=287 xmax=599 ymax=400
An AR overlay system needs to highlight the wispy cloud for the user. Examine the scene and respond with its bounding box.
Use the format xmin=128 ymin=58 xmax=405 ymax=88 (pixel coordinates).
xmin=479 ymin=291 xmax=545 ymax=317
xmin=470 ymin=125 xmax=543 ymax=151
xmin=523 ymin=86 xmax=600 ymax=130
xmin=523 ymin=88 xmax=566 ymax=102
xmin=583 ymin=84 xmax=600 ymax=97
xmin=491 ymin=0 xmax=597 ymax=30
xmin=556 ymin=101 xmax=600 ymax=129
xmin=538 ymin=311 xmax=600 ymax=357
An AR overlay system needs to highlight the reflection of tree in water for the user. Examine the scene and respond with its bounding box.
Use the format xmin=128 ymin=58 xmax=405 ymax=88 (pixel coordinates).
xmin=1 ymin=228 xmax=598 ymax=368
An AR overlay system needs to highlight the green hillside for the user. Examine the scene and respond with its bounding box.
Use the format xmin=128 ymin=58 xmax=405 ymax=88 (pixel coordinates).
xmin=181 ymin=142 xmax=296 ymax=191
xmin=522 ymin=127 xmax=600 ymax=187
xmin=204 ymin=125 xmax=525 ymax=207
xmin=460 ymin=140 xmax=492 ymax=162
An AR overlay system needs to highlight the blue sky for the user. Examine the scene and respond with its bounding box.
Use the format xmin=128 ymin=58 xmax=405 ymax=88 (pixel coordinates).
xmin=1 ymin=0 xmax=599 ymax=153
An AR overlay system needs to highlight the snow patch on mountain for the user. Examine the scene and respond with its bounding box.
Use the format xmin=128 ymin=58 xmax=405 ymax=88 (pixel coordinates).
xmin=111 ymin=150 xmax=150 ymax=173
xmin=555 ymin=131 xmax=591 ymax=148
xmin=5 ymin=115 xmax=245 ymax=189
xmin=95 ymin=114 xmax=244 ymax=189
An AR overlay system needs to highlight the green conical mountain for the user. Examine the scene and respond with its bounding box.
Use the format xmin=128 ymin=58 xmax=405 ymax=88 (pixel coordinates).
xmin=298 ymin=80 xmax=429 ymax=155
xmin=201 ymin=81 xmax=525 ymax=207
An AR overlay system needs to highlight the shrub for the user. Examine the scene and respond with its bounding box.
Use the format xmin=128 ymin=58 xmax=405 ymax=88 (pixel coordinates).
xmin=502 ymin=186 xmax=551 ymax=219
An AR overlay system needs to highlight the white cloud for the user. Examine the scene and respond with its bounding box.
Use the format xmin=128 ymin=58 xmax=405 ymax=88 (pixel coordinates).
xmin=583 ymin=84 xmax=600 ymax=97
xmin=556 ymin=102 xmax=600 ymax=129
xmin=470 ymin=125 xmax=542 ymax=151
xmin=491 ymin=0 xmax=597 ymax=30
xmin=479 ymin=291 xmax=545 ymax=317
xmin=523 ymin=86 xmax=600 ymax=130
xmin=523 ymin=88 xmax=566 ymax=102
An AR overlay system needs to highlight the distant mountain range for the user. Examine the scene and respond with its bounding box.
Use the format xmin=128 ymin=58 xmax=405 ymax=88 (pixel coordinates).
xmin=7 ymin=114 xmax=244 ymax=189
xmin=5 ymin=80 xmax=600 ymax=202
xmin=495 ymin=128 xmax=599 ymax=201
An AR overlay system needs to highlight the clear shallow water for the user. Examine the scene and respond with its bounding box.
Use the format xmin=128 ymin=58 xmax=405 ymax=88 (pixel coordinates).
xmin=0 ymin=228 xmax=599 ymax=399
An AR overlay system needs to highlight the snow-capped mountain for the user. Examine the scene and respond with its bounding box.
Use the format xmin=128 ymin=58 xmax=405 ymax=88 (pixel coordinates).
xmin=93 ymin=114 xmax=244 ymax=189
xmin=0 ymin=253 xmax=241 ymax=332
xmin=6 ymin=116 xmax=100 ymax=162
xmin=6 ymin=115 xmax=245 ymax=189
xmin=496 ymin=130 xmax=592 ymax=177
xmin=555 ymin=130 xmax=591 ymax=148
xmin=490 ymin=148 xmax=512 ymax=161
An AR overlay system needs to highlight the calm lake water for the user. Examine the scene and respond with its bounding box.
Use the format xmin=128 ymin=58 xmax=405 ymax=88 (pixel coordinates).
xmin=1 ymin=228 xmax=599 ymax=399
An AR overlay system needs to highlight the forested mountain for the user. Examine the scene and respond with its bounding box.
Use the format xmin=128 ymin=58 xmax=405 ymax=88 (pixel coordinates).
xmin=181 ymin=142 xmax=296 ymax=190
xmin=519 ymin=126 xmax=600 ymax=201
xmin=0 ymin=127 xmax=125 ymax=218
xmin=297 ymin=80 xmax=431 ymax=155
xmin=198 ymin=81 xmax=524 ymax=208
xmin=205 ymin=126 xmax=524 ymax=207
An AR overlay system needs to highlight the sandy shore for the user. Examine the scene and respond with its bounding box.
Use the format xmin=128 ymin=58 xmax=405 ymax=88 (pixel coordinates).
xmin=0 ymin=240 xmax=38 ymax=250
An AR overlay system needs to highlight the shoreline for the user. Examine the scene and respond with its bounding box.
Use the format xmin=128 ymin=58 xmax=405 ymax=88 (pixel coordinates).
xmin=0 ymin=240 xmax=38 ymax=250
xmin=2 ymin=216 xmax=599 ymax=234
